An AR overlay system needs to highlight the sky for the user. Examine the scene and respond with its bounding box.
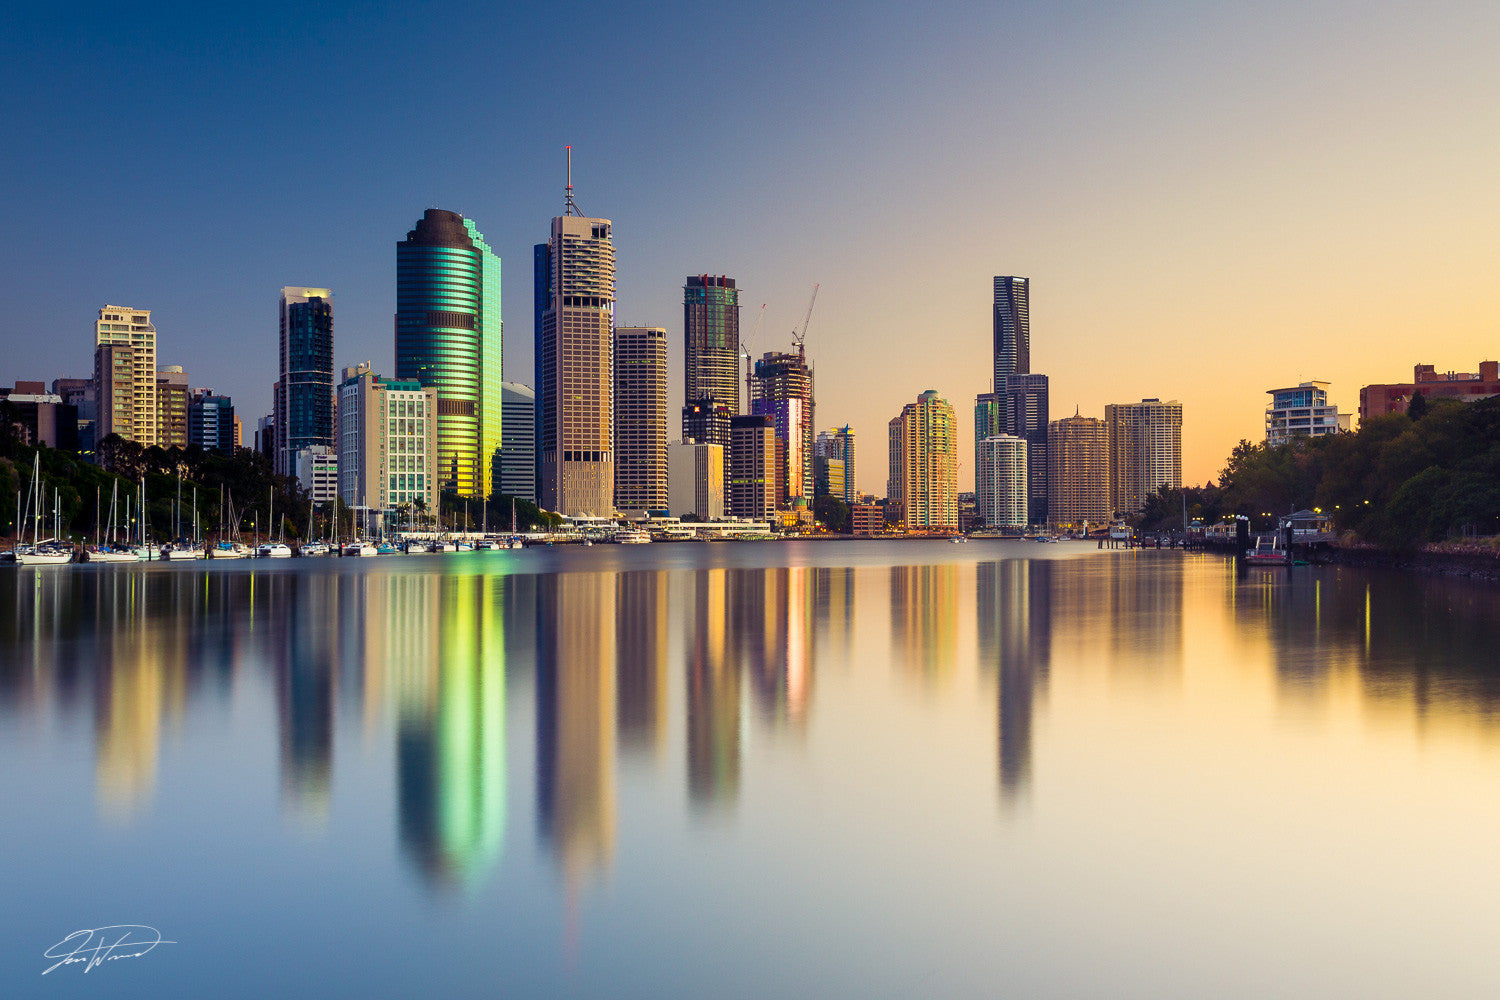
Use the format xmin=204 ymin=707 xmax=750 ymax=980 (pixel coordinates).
xmin=3 ymin=0 xmax=1499 ymax=494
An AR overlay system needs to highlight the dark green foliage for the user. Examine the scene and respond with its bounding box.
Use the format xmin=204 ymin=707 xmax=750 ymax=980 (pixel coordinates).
xmin=813 ymin=494 xmax=851 ymax=533
xmin=1407 ymin=391 xmax=1429 ymax=421
xmin=1134 ymin=483 xmax=1223 ymax=533
xmin=1214 ymin=395 xmax=1500 ymax=548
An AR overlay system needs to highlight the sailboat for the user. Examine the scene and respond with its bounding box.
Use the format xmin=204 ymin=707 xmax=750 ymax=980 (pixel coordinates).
xmin=90 ymin=481 xmax=142 ymax=562
xmin=257 ymin=486 xmax=291 ymax=557
xmin=16 ymin=457 xmax=72 ymax=565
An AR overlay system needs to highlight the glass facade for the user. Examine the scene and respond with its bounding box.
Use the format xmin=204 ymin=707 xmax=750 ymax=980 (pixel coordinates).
xmin=278 ymin=289 xmax=333 ymax=475
xmin=396 ymin=210 xmax=500 ymax=498
xmin=464 ymin=219 xmax=503 ymax=498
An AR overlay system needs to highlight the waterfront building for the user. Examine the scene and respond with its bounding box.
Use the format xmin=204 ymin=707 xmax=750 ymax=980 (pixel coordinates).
xmin=1047 ymin=413 xmax=1110 ymax=531
xmin=977 ymin=434 xmax=1028 ymax=529
xmin=395 ymin=209 xmax=501 ymax=499
xmin=1359 ymin=362 xmax=1500 ymax=422
xmin=337 ymin=363 xmax=438 ymax=515
xmin=93 ymin=305 xmax=157 ymax=445
xmin=750 ymin=349 xmax=814 ymax=501
xmin=1105 ymin=398 xmax=1182 ymax=517
xmin=499 ymin=381 xmax=537 ymax=502
xmin=535 ymin=181 xmax=615 ymax=516
xmin=684 ymin=275 xmax=741 ymax=412
xmin=729 ymin=414 xmax=776 ymax=521
xmin=993 ymin=277 xmax=1030 ymax=423
xmin=275 ymin=287 xmax=334 ymax=477
xmin=155 ymin=366 xmax=190 ymax=449
xmin=1006 ymin=373 xmax=1049 ymax=525
xmin=188 ymin=390 xmax=235 ymax=453
xmin=815 ymin=425 xmax=856 ymax=503
xmin=1265 ymin=381 xmax=1348 ymax=445
xmin=850 ymin=503 xmax=882 ymax=535
xmin=887 ymin=390 xmax=958 ymax=531
xmin=668 ymin=441 xmax=724 ymax=520
xmin=615 ymin=326 xmax=668 ymax=512
xmin=297 ymin=445 xmax=339 ymax=504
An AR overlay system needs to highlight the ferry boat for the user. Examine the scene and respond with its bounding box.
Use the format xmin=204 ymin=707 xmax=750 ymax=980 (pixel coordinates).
xmin=614 ymin=528 xmax=651 ymax=544
xmin=1243 ymin=535 xmax=1289 ymax=566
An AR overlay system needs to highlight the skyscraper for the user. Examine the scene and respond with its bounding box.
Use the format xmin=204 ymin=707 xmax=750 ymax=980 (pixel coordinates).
xmin=887 ymin=390 xmax=958 ymax=530
xmin=338 ymin=363 xmax=438 ymax=514
xmin=395 ymin=210 xmax=501 ymax=499
xmin=1047 ymin=413 xmax=1109 ymax=531
xmin=683 ymin=275 xmax=741 ymax=411
xmin=1005 ymin=373 xmax=1050 ymax=525
xmin=275 ymin=287 xmax=334 ymax=477
xmin=976 ymin=434 xmax=1028 ymax=529
xmin=993 ymin=276 xmax=1030 ymax=407
xmin=750 ymin=349 xmax=814 ymax=503
xmin=1105 ymin=398 xmax=1183 ymax=517
xmin=94 ymin=305 xmax=157 ymax=445
xmin=730 ymin=414 xmax=776 ymax=520
xmin=499 ymin=381 xmax=536 ymax=502
xmin=815 ymin=426 xmax=857 ymax=503
xmin=535 ymin=165 xmax=616 ymax=517
xmin=188 ymin=390 xmax=235 ymax=453
xmin=614 ymin=326 xmax=668 ymax=512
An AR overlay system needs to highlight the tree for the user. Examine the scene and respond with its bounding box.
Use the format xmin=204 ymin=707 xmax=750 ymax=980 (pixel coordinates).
xmin=813 ymin=495 xmax=851 ymax=533
xmin=1406 ymin=391 xmax=1429 ymax=421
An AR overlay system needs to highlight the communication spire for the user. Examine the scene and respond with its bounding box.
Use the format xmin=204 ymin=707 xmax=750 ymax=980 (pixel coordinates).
xmin=564 ymin=145 xmax=582 ymax=216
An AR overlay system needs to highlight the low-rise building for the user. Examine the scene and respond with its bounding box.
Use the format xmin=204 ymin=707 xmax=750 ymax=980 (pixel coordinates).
xmin=297 ymin=445 xmax=339 ymax=504
xmin=1360 ymin=361 xmax=1500 ymax=421
xmin=1266 ymin=381 xmax=1347 ymax=445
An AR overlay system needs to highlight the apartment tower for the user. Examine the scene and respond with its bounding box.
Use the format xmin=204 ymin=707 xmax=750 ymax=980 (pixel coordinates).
xmin=1105 ymin=398 xmax=1182 ymax=518
xmin=887 ymin=390 xmax=958 ymax=530
xmin=614 ymin=326 xmax=668 ymax=512
xmin=93 ymin=305 xmax=157 ymax=445
xmin=1047 ymin=413 xmax=1109 ymax=531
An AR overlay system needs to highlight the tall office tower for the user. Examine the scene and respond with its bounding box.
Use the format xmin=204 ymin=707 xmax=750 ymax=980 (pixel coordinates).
xmin=93 ymin=343 xmax=136 ymax=443
xmin=499 ymin=381 xmax=537 ymax=502
xmin=535 ymin=165 xmax=616 ymax=516
xmin=975 ymin=392 xmax=1004 ymax=442
xmin=395 ymin=210 xmax=501 ymax=499
xmin=815 ymin=425 xmax=856 ymax=503
xmin=337 ymin=363 xmax=438 ymax=514
xmin=886 ymin=390 xmax=958 ymax=530
xmin=188 ymin=390 xmax=235 ymax=452
xmin=275 ymin=287 xmax=334 ymax=477
xmin=682 ymin=398 xmax=732 ymax=447
xmin=992 ymin=276 xmax=1030 ymax=421
xmin=751 ymin=397 xmax=803 ymax=507
xmin=1047 ymin=413 xmax=1110 ymax=531
xmin=464 ymin=219 xmax=504 ymax=497
xmin=684 ymin=275 xmax=741 ymax=411
xmin=614 ymin=326 xmax=668 ymax=512
xmin=814 ymin=454 xmax=845 ymax=500
xmin=1005 ymin=373 xmax=1050 ymax=525
xmin=155 ymin=366 xmax=190 ymax=449
xmin=668 ymin=441 xmax=724 ymax=520
xmin=1105 ymin=398 xmax=1183 ymax=518
xmin=750 ymin=349 xmax=814 ymax=500
xmin=730 ymin=414 xmax=776 ymax=520
xmin=977 ymin=434 xmax=1028 ymax=529
xmin=94 ymin=305 xmax=158 ymax=444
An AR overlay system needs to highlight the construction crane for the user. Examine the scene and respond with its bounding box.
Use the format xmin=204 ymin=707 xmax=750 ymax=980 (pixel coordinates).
xmin=742 ymin=303 xmax=765 ymax=406
xmin=791 ymin=283 xmax=820 ymax=353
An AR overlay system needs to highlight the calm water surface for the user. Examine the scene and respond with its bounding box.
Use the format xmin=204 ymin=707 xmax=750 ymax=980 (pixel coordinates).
xmin=4 ymin=542 xmax=1500 ymax=998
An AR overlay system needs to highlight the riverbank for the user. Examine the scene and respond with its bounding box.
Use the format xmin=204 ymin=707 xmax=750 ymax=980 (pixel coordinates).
xmin=1318 ymin=539 xmax=1500 ymax=582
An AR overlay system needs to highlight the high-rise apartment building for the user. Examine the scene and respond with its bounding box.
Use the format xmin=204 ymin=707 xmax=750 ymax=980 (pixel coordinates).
xmin=750 ymin=349 xmax=814 ymax=502
xmin=275 ymin=287 xmax=334 ymax=477
xmin=887 ymin=390 xmax=958 ymax=530
xmin=815 ymin=426 xmax=856 ymax=503
xmin=337 ymin=363 xmax=438 ymax=514
xmin=614 ymin=326 xmax=668 ymax=512
xmin=1005 ymin=374 xmax=1050 ymax=525
xmin=1266 ymin=381 xmax=1347 ymax=443
xmin=1105 ymin=398 xmax=1182 ymax=517
xmin=155 ymin=366 xmax=190 ymax=449
xmin=993 ymin=276 xmax=1030 ymax=419
xmin=535 ymin=179 xmax=615 ymax=516
xmin=1047 ymin=414 xmax=1109 ymax=531
xmin=499 ymin=381 xmax=537 ymax=502
xmin=188 ymin=390 xmax=235 ymax=452
xmin=977 ymin=434 xmax=1028 ymax=529
xmin=396 ymin=210 xmax=501 ymax=499
xmin=93 ymin=343 xmax=136 ymax=444
xmin=729 ymin=414 xmax=776 ymax=520
xmin=94 ymin=305 xmax=157 ymax=444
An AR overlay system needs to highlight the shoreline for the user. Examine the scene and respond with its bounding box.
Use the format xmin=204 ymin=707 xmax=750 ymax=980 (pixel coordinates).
xmin=1316 ymin=541 xmax=1500 ymax=583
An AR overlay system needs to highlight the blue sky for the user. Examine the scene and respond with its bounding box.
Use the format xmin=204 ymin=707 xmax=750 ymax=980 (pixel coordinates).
xmin=4 ymin=1 xmax=1499 ymax=491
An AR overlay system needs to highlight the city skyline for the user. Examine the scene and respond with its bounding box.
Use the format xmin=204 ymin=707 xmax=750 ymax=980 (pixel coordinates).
xmin=5 ymin=4 xmax=1500 ymax=493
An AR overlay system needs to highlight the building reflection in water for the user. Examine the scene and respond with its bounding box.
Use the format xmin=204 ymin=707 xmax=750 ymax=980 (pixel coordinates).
xmin=976 ymin=559 xmax=1052 ymax=805
xmin=616 ymin=571 xmax=668 ymax=759
xmin=273 ymin=572 xmax=337 ymax=820
xmin=890 ymin=564 xmax=959 ymax=681
xmin=394 ymin=573 xmax=508 ymax=889
xmin=737 ymin=567 xmax=814 ymax=726
xmin=536 ymin=572 xmax=616 ymax=887
xmin=685 ymin=568 xmax=739 ymax=810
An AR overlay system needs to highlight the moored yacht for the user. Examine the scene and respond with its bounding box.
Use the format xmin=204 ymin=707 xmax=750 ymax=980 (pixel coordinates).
xmin=257 ymin=542 xmax=293 ymax=558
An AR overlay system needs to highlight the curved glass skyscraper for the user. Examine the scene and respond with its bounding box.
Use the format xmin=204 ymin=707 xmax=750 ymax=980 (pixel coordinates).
xmin=396 ymin=209 xmax=501 ymax=498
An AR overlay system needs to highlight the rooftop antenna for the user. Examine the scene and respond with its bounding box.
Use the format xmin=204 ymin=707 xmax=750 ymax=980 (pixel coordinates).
xmin=564 ymin=145 xmax=582 ymax=216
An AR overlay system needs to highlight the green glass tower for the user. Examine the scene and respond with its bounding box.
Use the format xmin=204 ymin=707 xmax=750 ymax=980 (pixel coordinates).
xmin=395 ymin=209 xmax=501 ymax=498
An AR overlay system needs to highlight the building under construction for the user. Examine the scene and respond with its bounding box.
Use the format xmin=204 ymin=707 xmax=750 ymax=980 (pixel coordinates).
xmin=750 ymin=348 xmax=814 ymax=504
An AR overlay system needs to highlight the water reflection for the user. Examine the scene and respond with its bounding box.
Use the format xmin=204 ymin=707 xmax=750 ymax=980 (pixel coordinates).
xmin=7 ymin=554 xmax=1500 ymax=890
